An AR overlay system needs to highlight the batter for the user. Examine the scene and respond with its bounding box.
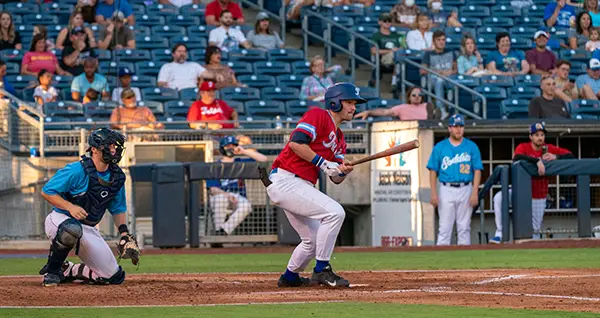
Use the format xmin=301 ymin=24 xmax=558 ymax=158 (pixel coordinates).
xmin=268 ymin=82 xmax=365 ymax=288
xmin=427 ymin=114 xmax=483 ymax=246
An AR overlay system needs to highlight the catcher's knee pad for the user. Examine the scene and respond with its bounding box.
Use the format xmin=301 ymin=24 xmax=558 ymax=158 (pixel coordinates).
xmin=54 ymin=218 xmax=83 ymax=251
xmin=107 ymin=266 xmax=125 ymax=285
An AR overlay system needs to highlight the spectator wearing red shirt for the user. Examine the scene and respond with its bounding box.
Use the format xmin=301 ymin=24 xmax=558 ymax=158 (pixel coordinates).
xmin=205 ymin=0 xmax=244 ymax=26
xmin=187 ymin=81 xmax=239 ymax=129
xmin=525 ymin=31 xmax=557 ymax=77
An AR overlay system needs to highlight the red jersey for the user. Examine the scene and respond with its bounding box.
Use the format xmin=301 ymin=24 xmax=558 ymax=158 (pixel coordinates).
xmin=272 ymin=108 xmax=347 ymax=184
xmin=205 ymin=0 xmax=244 ymax=20
xmin=186 ymin=99 xmax=235 ymax=129
xmin=513 ymin=142 xmax=572 ymax=199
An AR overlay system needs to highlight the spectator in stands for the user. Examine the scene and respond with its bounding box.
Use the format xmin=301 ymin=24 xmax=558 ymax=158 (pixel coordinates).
xmin=246 ymin=12 xmax=284 ymax=50
xmin=354 ymin=86 xmax=439 ymax=120
xmin=60 ymin=27 xmax=98 ymax=76
xmin=0 ymin=60 xmax=16 ymax=96
xmin=406 ymin=14 xmax=434 ymax=51
xmin=585 ymin=27 xmax=600 ymax=51
xmin=544 ymin=0 xmax=576 ymax=28
xmin=570 ymin=12 xmax=593 ymax=50
xmin=208 ymin=10 xmax=252 ymax=52
xmin=421 ymin=30 xmax=457 ymax=119
xmin=584 ymin=0 xmax=600 ymax=26
xmin=160 ymin=0 xmax=202 ymax=7
xmin=370 ymin=13 xmax=406 ymax=88
xmin=21 ymin=34 xmax=71 ymax=76
xmin=529 ymin=76 xmax=570 ymax=118
xmin=98 ymin=11 xmax=136 ymax=50
xmin=70 ymin=57 xmax=109 ymax=102
xmin=299 ymin=55 xmax=342 ymax=101
xmin=112 ymin=67 xmax=141 ymax=102
xmin=110 ymin=89 xmax=162 ymax=130
xmin=0 ymin=12 xmax=21 ymax=51
xmin=205 ymin=0 xmax=245 ymax=26
xmin=486 ymin=32 xmax=530 ymax=76
xmin=428 ymin=0 xmax=462 ymax=28
xmin=33 ymin=26 xmax=55 ymax=52
xmin=285 ymin=0 xmax=310 ymax=21
xmin=204 ymin=46 xmax=244 ymax=89
xmin=390 ymin=0 xmax=421 ymax=28
xmin=526 ymin=31 xmax=557 ymax=76
xmin=457 ymin=34 xmax=485 ymax=76
xmin=96 ymin=0 xmax=135 ymax=26
xmin=187 ymin=81 xmax=239 ymax=129
xmin=158 ymin=43 xmax=219 ymax=91
xmin=576 ymin=58 xmax=600 ymax=99
xmin=33 ymin=70 xmax=58 ymax=107
xmin=56 ymin=11 xmax=97 ymax=50
xmin=77 ymin=0 xmax=97 ymax=24
xmin=554 ymin=60 xmax=579 ymax=102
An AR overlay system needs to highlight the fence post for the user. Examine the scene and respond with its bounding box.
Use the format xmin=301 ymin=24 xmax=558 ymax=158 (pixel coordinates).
xmin=279 ymin=2 xmax=286 ymax=43
xmin=400 ymin=62 xmax=406 ymax=103
xmin=577 ymin=175 xmax=592 ymax=238
xmin=501 ymin=165 xmax=510 ymax=242
xmin=302 ymin=15 xmax=308 ymax=55
xmin=454 ymin=86 xmax=459 ymax=115
xmin=326 ymin=23 xmax=332 ymax=65
xmin=349 ymin=34 xmax=356 ymax=81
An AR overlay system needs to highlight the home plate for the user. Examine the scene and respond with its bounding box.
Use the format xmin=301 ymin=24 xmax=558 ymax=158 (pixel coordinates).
xmin=349 ymin=284 xmax=370 ymax=288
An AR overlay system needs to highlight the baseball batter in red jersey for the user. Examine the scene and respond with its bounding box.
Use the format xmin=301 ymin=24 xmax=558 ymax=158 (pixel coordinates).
xmin=268 ymin=83 xmax=366 ymax=288
xmin=490 ymin=122 xmax=574 ymax=243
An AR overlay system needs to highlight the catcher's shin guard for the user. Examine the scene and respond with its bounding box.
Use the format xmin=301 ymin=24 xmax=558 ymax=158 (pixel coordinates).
xmin=44 ymin=219 xmax=82 ymax=275
xmin=95 ymin=266 xmax=126 ymax=285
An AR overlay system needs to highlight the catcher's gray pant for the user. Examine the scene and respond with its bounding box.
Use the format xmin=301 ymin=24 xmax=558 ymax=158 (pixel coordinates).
xmin=45 ymin=211 xmax=119 ymax=280
xmin=492 ymin=190 xmax=546 ymax=239
xmin=210 ymin=193 xmax=253 ymax=235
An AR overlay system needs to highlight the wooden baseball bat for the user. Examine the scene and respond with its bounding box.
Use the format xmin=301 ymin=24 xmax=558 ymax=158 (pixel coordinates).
xmin=350 ymin=139 xmax=420 ymax=166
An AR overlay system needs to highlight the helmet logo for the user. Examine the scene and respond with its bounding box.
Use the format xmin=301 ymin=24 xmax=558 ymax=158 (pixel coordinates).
xmin=355 ymin=87 xmax=360 ymax=96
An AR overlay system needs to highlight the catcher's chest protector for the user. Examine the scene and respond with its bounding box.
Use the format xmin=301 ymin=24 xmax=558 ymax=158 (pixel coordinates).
xmin=64 ymin=155 xmax=126 ymax=226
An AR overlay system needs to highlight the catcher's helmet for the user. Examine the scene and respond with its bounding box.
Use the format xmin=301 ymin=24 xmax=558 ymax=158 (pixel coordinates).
xmin=219 ymin=135 xmax=238 ymax=156
xmin=88 ymin=128 xmax=125 ymax=164
xmin=324 ymin=82 xmax=367 ymax=112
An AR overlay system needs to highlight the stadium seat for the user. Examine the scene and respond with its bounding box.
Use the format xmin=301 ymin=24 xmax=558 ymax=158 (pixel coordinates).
xmin=276 ymin=74 xmax=306 ymax=89
xmin=165 ymin=100 xmax=193 ymax=117
xmin=146 ymin=3 xmax=180 ymax=17
xmin=357 ymin=86 xmax=379 ymax=101
xmin=179 ymin=3 xmax=206 ymax=18
xmin=500 ymin=98 xmax=529 ymax=119
xmin=510 ymin=38 xmax=533 ymax=50
xmin=477 ymin=27 xmax=508 ymax=36
xmin=459 ymin=5 xmax=490 ymax=18
xmin=137 ymin=14 xmax=166 ymax=27
xmin=95 ymin=49 xmax=112 ymax=61
xmin=510 ymin=85 xmax=540 ymax=99
xmin=365 ymin=4 xmax=393 ymax=19
xmin=141 ymin=87 xmax=179 ymax=103
xmin=44 ymin=101 xmax=84 ymax=117
xmin=136 ymin=35 xmax=170 ymax=50
xmin=85 ymin=101 xmax=118 ymax=120
xmin=60 ymin=88 xmax=72 ymax=101
xmin=475 ymin=37 xmax=497 ymax=50
xmin=42 ymin=2 xmax=72 ymax=17
xmin=253 ymin=61 xmax=291 ymax=76
xmin=137 ymin=100 xmax=165 ymax=115
xmin=130 ymin=75 xmax=157 ymax=89
xmin=491 ymin=5 xmax=521 ymax=17
xmin=333 ymin=5 xmax=364 ymax=18
xmin=5 ymin=2 xmax=39 ymax=14
xmin=445 ymin=34 xmax=462 ymax=50
xmin=514 ymin=74 xmax=541 ymax=87
xmin=21 ymin=88 xmax=34 ymax=102
xmin=510 ymin=26 xmax=539 ymax=38
xmin=0 ymin=49 xmax=24 ymax=63
xmin=187 ymin=25 xmax=212 ymax=38
xmin=47 ymin=25 xmax=63 ymax=39
xmin=367 ymin=99 xmax=402 ymax=109
xmin=5 ymin=75 xmax=35 ymax=90
xmin=286 ymin=100 xmax=321 ymax=117
xmin=161 ymin=115 xmax=189 ymax=129
xmin=224 ymin=61 xmax=253 ymax=76
xmin=220 ymin=87 xmax=260 ymax=102
xmin=151 ymin=49 xmax=175 ymax=62
xmin=245 ymin=100 xmax=286 ymax=117
xmin=569 ymin=99 xmax=600 ymax=118
xmin=261 ymin=86 xmax=300 ymax=102
xmin=227 ymin=100 xmax=245 ymax=115
xmin=570 ymin=61 xmax=587 ymax=75
xmin=114 ymin=49 xmax=151 ymax=62
xmin=135 ymin=61 xmax=165 ymax=77
xmin=4 ymin=62 xmax=18 ymax=76
xmin=51 ymin=75 xmax=73 ymax=90
xmin=480 ymin=75 xmax=514 ymax=88
xmin=559 ymin=49 xmax=592 ymax=63
xmin=170 ymin=35 xmax=207 ymax=50
xmin=482 ymin=17 xmax=514 ymax=28
xmin=23 ymin=14 xmax=58 ymax=26
xmin=524 ymin=4 xmax=545 ymax=18
xmin=180 ymin=87 xmax=199 ymax=101
xmin=16 ymin=25 xmax=35 ymax=36
xmin=292 ymin=61 xmax=311 ymax=76
xmin=474 ymin=85 xmax=508 ymax=119
xmin=130 ymin=25 xmax=151 ymax=37
xmin=100 ymin=61 xmax=135 ymax=76
xmin=458 ymin=17 xmax=482 ymax=28
xmin=449 ymin=75 xmax=481 ymax=88
xmin=515 ymin=16 xmax=541 ymax=27
xmin=233 ymin=25 xmax=252 ymax=36
xmin=151 ymin=25 xmax=186 ymax=38
xmin=352 ymin=25 xmax=379 ymax=62
xmin=330 ymin=16 xmax=355 ymax=55
xmin=238 ymin=75 xmax=276 ymax=89
xmin=444 ymin=27 xmax=476 ymax=38
xmin=268 ymin=49 xmax=305 ymax=62
xmin=131 ymin=4 xmax=146 ymax=15
xmin=469 ymin=0 xmax=496 ymax=5
xmin=354 ymin=16 xmax=379 ymax=28
xmin=228 ymin=49 xmax=268 ymax=62
xmin=166 ymin=15 xmax=201 ymax=27
xmin=44 ymin=116 xmax=71 ymax=130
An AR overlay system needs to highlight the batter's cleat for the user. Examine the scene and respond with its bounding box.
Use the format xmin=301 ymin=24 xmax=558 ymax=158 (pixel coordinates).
xmin=42 ymin=272 xmax=63 ymax=287
xmin=277 ymin=275 xmax=311 ymax=287
xmin=489 ymin=236 xmax=501 ymax=244
xmin=310 ymin=265 xmax=350 ymax=288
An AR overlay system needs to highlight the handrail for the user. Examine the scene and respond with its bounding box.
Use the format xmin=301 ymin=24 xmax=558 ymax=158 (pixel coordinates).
xmin=237 ymin=0 xmax=286 ymax=43
xmin=302 ymin=9 xmax=380 ymax=92
xmin=0 ymin=88 xmax=46 ymax=156
xmin=399 ymin=57 xmax=488 ymax=119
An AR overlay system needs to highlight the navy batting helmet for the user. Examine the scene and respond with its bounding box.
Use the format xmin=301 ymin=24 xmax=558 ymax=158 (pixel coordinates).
xmin=219 ymin=136 xmax=238 ymax=156
xmin=87 ymin=128 xmax=125 ymax=164
xmin=324 ymin=82 xmax=367 ymax=112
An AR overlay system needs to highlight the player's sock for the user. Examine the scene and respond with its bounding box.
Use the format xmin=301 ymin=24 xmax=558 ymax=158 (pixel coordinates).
xmin=283 ymin=269 xmax=300 ymax=281
xmin=314 ymin=260 xmax=329 ymax=273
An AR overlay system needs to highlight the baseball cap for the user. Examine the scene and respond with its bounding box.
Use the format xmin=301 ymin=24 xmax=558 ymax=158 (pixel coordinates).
xmin=118 ymin=67 xmax=134 ymax=77
xmin=590 ymin=58 xmax=600 ymax=71
xmin=70 ymin=26 xmax=85 ymax=35
xmin=112 ymin=10 xmax=126 ymax=21
xmin=448 ymin=114 xmax=465 ymax=126
xmin=533 ymin=30 xmax=549 ymax=40
xmin=121 ymin=88 xmax=136 ymax=100
xmin=199 ymin=81 xmax=217 ymax=91
xmin=379 ymin=13 xmax=392 ymax=21
xmin=529 ymin=122 xmax=546 ymax=135
xmin=256 ymin=11 xmax=269 ymax=21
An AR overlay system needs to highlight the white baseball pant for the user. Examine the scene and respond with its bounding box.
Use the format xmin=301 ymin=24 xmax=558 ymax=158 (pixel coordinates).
xmin=44 ymin=211 xmax=119 ymax=280
xmin=437 ymin=183 xmax=473 ymax=246
xmin=210 ymin=193 xmax=253 ymax=235
xmin=266 ymin=168 xmax=345 ymax=273
xmin=492 ymin=190 xmax=546 ymax=239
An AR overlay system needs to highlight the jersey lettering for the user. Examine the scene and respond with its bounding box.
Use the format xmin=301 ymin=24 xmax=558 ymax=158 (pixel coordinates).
xmin=441 ymin=153 xmax=471 ymax=171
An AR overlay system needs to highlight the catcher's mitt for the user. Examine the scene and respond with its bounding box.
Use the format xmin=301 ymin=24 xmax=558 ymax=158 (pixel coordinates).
xmin=117 ymin=234 xmax=140 ymax=267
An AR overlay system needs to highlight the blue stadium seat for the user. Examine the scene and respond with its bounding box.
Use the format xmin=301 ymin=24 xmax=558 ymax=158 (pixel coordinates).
xmin=52 ymin=75 xmax=73 ymax=90
xmin=179 ymin=3 xmax=206 ymax=18
xmin=44 ymin=101 xmax=84 ymax=117
xmin=151 ymin=25 xmax=186 ymax=38
xmin=449 ymin=75 xmax=481 ymax=87
xmin=357 ymin=86 xmax=379 ymax=101
xmin=5 ymin=75 xmax=35 ymax=90
xmin=237 ymin=75 xmax=276 ymax=89
xmin=475 ymin=36 xmax=497 ymax=50
xmin=246 ymin=100 xmax=286 ymax=117
xmin=367 ymin=99 xmax=402 ymax=109
xmin=141 ymin=87 xmax=179 ymax=103
xmin=468 ymin=0 xmax=496 ymax=5
xmin=129 ymin=25 xmax=151 ymax=37
xmin=170 ymin=35 xmax=207 ymax=50
xmin=480 ymin=75 xmax=514 ymax=87
xmin=444 ymin=27 xmax=476 ymax=38
xmin=131 ymin=4 xmax=146 ymax=15
xmin=477 ymin=26 xmax=508 ymax=36
xmin=354 ymin=16 xmax=379 ymax=28
xmin=268 ymin=49 xmax=305 ymax=62
xmin=276 ymin=74 xmax=306 ymax=89
xmin=500 ymin=98 xmax=529 ymax=119
xmin=137 ymin=100 xmax=165 ymax=115
xmin=510 ymin=38 xmax=533 ymax=50
xmin=187 ymin=25 xmax=212 ymax=38
xmin=514 ymin=74 xmax=541 ymax=87
xmin=165 ymin=100 xmax=193 ymax=117
xmin=21 ymin=88 xmax=34 ymax=102
xmin=4 ymin=62 xmax=18 ymax=76
xmin=253 ymin=61 xmax=291 ymax=76
xmin=226 ymin=100 xmax=245 ymax=115
xmin=166 ymin=15 xmax=201 ymax=27
xmin=136 ymin=35 xmax=170 ymax=50
xmin=460 ymin=6 xmax=490 ymax=18
xmin=510 ymin=26 xmax=539 ymax=38
xmin=458 ymin=17 xmax=482 ymax=28
xmin=445 ymin=34 xmax=462 ymax=50
xmin=482 ymin=17 xmax=514 ymax=28
xmin=515 ymin=16 xmax=541 ymax=27
xmin=136 ymin=60 xmax=165 ymax=77
xmin=232 ymin=25 xmax=253 ymax=36
xmin=5 ymin=2 xmax=39 ymax=14
xmin=569 ymin=99 xmax=600 ymax=118
xmin=0 ymin=49 xmax=24 ymax=63
xmin=85 ymin=101 xmax=118 ymax=120
xmin=137 ymin=14 xmax=166 ymax=27
xmin=292 ymin=61 xmax=311 ymax=76
xmin=474 ymin=85 xmax=507 ymax=119
xmin=352 ymin=26 xmax=378 ymax=62
xmin=44 ymin=116 xmax=71 ymax=130
xmin=261 ymin=87 xmax=299 ymax=102
xmin=42 ymin=2 xmax=72 ymax=16
xmin=151 ymin=49 xmax=175 ymax=62
xmin=23 ymin=14 xmax=58 ymax=26
xmin=16 ymin=25 xmax=35 ymax=36
xmin=99 ymin=61 xmax=135 ymax=76
xmin=330 ymin=16 xmax=354 ymax=56
xmin=524 ymin=4 xmax=545 ymax=18
xmin=220 ymin=87 xmax=260 ymax=102
xmin=490 ymin=5 xmax=521 ymax=17
xmin=228 ymin=49 xmax=268 ymax=62
xmin=95 ymin=49 xmax=112 ymax=61
xmin=510 ymin=85 xmax=540 ymax=99
xmin=146 ymin=3 xmax=180 ymax=17
xmin=114 ymin=49 xmax=151 ymax=62
xmin=286 ymin=100 xmax=321 ymax=117
xmin=60 ymin=88 xmax=72 ymax=101
xmin=365 ymin=5 xmax=393 ymax=19
xmin=130 ymin=75 xmax=157 ymax=89
xmin=333 ymin=5 xmax=364 ymax=18
xmin=180 ymin=87 xmax=199 ymax=101
xmin=225 ymin=61 xmax=253 ymax=75
xmin=559 ymin=49 xmax=591 ymax=63
xmin=443 ymin=0 xmax=466 ymax=5
xmin=570 ymin=61 xmax=587 ymax=75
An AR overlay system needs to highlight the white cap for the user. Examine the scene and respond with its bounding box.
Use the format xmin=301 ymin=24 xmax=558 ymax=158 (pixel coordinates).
xmin=533 ymin=30 xmax=549 ymax=40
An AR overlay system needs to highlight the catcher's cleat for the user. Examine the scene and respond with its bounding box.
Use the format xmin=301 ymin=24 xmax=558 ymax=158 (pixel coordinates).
xmin=39 ymin=261 xmax=73 ymax=276
xmin=310 ymin=265 xmax=350 ymax=288
xmin=277 ymin=275 xmax=311 ymax=287
xmin=42 ymin=272 xmax=64 ymax=287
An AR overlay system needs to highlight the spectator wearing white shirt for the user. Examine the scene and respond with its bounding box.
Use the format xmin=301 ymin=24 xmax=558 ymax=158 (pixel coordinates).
xmin=208 ymin=10 xmax=251 ymax=52
xmin=34 ymin=69 xmax=58 ymax=108
xmin=112 ymin=67 xmax=141 ymax=102
xmin=159 ymin=0 xmax=200 ymax=7
xmin=405 ymin=14 xmax=434 ymax=51
xmin=157 ymin=43 xmax=219 ymax=91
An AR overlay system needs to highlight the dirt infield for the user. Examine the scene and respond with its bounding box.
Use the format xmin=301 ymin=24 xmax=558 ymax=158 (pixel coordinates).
xmin=2 ymin=269 xmax=600 ymax=312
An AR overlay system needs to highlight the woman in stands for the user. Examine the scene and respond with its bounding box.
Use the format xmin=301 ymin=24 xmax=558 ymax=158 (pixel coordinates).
xmin=246 ymin=12 xmax=284 ymax=50
xmin=0 ymin=11 xmax=22 ymax=50
xmin=56 ymin=10 xmax=97 ymax=50
xmin=570 ymin=12 xmax=593 ymax=49
xmin=405 ymin=14 xmax=433 ymax=51
xmin=203 ymin=46 xmax=245 ymax=89
xmin=457 ymin=34 xmax=485 ymax=76
xmin=299 ymin=55 xmax=342 ymax=101
xmin=21 ymin=34 xmax=71 ymax=76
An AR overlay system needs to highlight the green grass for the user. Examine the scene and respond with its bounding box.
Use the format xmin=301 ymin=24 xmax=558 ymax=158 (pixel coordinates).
xmin=1 ymin=248 xmax=600 ymax=276
xmin=1 ymin=303 xmax=599 ymax=318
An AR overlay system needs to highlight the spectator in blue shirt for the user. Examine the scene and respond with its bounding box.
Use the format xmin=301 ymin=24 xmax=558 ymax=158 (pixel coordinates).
xmin=71 ymin=57 xmax=109 ymax=102
xmin=576 ymin=58 xmax=600 ymax=99
xmin=95 ymin=0 xmax=135 ymax=26
xmin=486 ymin=32 xmax=530 ymax=76
xmin=544 ymin=0 xmax=576 ymax=28
xmin=0 ymin=59 xmax=16 ymax=96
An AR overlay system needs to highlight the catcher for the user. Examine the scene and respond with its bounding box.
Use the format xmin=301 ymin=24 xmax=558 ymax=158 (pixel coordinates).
xmin=38 ymin=128 xmax=140 ymax=286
